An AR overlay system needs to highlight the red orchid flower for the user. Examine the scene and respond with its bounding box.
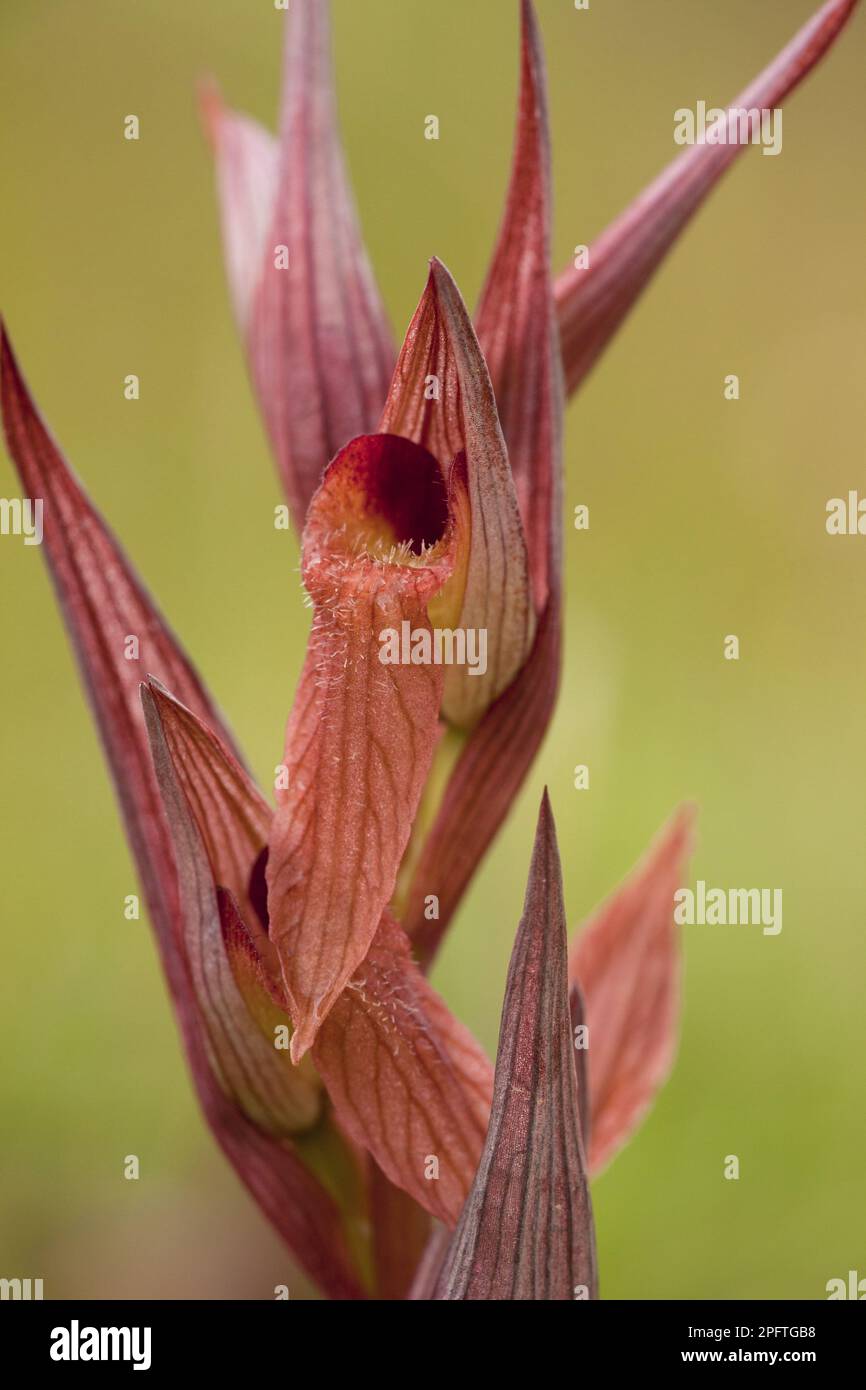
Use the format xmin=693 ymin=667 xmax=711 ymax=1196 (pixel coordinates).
xmin=1 ymin=0 xmax=856 ymax=1301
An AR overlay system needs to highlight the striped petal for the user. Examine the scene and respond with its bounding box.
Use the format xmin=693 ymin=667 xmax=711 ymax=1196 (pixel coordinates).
xmin=475 ymin=0 xmax=563 ymax=611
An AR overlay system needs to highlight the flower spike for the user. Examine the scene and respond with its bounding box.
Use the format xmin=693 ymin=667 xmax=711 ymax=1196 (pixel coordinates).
xmin=6 ymin=0 xmax=858 ymax=1303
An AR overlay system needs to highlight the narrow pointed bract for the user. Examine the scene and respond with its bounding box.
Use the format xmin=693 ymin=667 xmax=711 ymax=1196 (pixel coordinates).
xmin=569 ymin=808 xmax=695 ymax=1174
xmin=433 ymin=793 xmax=596 ymax=1300
xmin=555 ymin=0 xmax=859 ymax=397
xmin=207 ymin=0 xmax=395 ymax=524
xmin=476 ymin=0 xmax=562 ymax=611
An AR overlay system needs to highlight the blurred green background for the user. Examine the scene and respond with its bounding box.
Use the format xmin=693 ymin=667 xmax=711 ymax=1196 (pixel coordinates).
xmin=1 ymin=0 xmax=864 ymax=1300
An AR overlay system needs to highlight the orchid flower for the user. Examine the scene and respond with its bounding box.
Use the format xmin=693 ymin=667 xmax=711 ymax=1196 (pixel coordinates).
xmin=1 ymin=0 xmax=856 ymax=1301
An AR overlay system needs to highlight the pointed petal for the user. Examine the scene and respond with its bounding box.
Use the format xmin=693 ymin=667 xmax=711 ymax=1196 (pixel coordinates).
xmin=199 ymin=80 xmax=279 ymax=331
xmin=312 ymin=914 xmax=493 ymax=1227
xmin=475 ymin=0 xmax=563 ymax=610
xmin=142 ymin=677 xmax=274 ymax=941
xmin=569 ymin=807 xmax=695 ymax=1175
xmin=0 ymin=331 xmax=364 ymax=1297
xmin=381 ymin=259 xmax=536 ymax=726
xmin=555 ymin=0 xmax=859 ymax=396
xmin=267 ymin=433 xmax=465 ymax=1056
xmin=433 ymin=792 xmax=597 ymax=1300
xmin=407 ymin=595 xmax=560 ymax=967
xmin=241 ymin=0 xmax=395 ymax=524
